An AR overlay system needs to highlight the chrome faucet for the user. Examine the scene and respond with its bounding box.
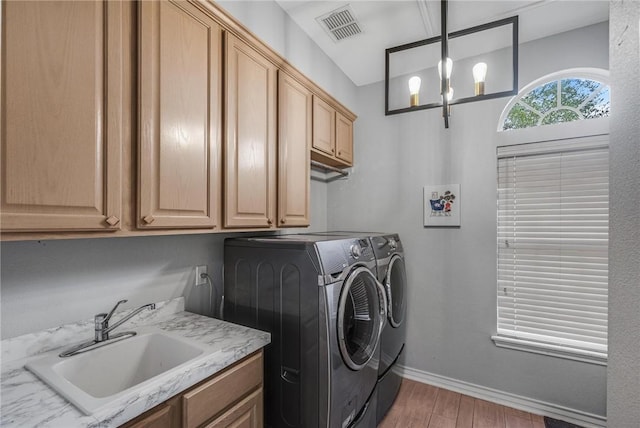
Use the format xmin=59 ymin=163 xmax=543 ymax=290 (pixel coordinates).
xmin=59 ymin=300 xmax=156 ymax=358
xmin=94 ymin=300 xmax=156 ymax=342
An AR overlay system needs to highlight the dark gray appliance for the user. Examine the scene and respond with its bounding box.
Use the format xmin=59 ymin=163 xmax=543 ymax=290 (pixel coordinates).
xmin=223 ymin=235 xmax=385 ymax=428
xmin=307 ymin=232 xmax=408 ymax=422
xmin=370 ymin=234 xmax=407 ymax=423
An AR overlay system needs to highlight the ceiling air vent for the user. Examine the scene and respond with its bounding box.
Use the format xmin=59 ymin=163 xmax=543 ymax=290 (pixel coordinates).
xmin=316 ymin=5 xmax=363 ymax=42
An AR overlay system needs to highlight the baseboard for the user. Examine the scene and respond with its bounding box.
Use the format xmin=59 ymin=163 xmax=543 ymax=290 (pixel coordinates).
xmin=397 ymin=365 xmax=606 ymax=428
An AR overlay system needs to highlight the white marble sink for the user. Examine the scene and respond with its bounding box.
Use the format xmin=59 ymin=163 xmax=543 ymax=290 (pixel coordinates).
xmin=26 ymin=327 xmax=207 ymax=415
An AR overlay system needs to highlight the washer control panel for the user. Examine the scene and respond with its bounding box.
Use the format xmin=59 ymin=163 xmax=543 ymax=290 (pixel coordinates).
xmin=388 ymin=238 xmax=397 ymax=251
xmin=350 ymin=243 xmax=362 ymax=259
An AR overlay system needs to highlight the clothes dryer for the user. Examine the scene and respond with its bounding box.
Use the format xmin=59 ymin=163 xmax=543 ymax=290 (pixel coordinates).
xmin=370 ymin=234 xmax=407 ymax=422
xmin=223 ymin=235 xmax=386 ymax=428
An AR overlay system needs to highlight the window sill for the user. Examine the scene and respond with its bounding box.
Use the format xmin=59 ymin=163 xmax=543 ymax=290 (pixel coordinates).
xmin=491 ymin=335 xmax=607 ymax=366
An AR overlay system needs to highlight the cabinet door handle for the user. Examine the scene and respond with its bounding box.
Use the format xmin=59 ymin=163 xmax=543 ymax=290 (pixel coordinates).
xmin=331 ymin=148 xmax=335 ymax=153
xmin=280 ymin=218 xmax=286 ymax=225
xmin=267 ymin=218 xmax=273 ymax=225
xmin=338 ymin=151 xmax=342 ymax=156
xmin=143 ymin=215 xmax=155 ymax=224
xmin=105 ymin=216 xmax=120 ymax=227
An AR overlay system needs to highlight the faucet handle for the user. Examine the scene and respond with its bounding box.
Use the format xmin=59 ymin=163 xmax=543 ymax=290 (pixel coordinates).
xmin=104 ymin=299 xmax=128 ymax=323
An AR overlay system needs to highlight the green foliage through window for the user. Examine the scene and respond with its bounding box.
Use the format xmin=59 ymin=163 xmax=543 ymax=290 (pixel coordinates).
xmin=502 ymin=78 xmax=609 ymax=131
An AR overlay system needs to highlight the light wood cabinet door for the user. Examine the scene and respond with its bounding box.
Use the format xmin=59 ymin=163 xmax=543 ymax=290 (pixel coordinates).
xmin=183 ymin=351 xmax=262 ymax=428
xmin=312 ymin=96 xmax=336 ymax=156
xmin=124 ymin=404 xmax=174 ymax=428
xmin=335 ymin=111 xmax=354 ymax=165
xmin=278 ymin=72 xmax=311 ymax=228
xmin=224 ymin=33 xmax=277 ymax=228
xmin=0 ymin=0 xmax=124 ymax=232
xmin=203 ymin=388 xmax=263 ymax=428
xmin=138 ymin=0 xmax=222 ymax=229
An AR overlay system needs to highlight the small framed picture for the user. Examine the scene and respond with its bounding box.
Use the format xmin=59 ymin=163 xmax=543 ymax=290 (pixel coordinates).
xmin=423 ymin=184 xmax=461 ymax=227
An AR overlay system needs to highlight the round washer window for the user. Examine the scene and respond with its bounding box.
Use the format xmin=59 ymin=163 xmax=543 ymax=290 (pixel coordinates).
xmin=338 ymin=267 xmax=382 ymax=371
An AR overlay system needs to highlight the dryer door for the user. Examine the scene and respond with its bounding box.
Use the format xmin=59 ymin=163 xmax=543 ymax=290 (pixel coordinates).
xmin=337 ymin=266 xmax=385 ymax=371
xmin=386 ymin=254 xmax=407 ymax=328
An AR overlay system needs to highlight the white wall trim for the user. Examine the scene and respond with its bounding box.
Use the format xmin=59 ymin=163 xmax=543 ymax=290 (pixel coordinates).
xmin=397 ymin=365 xmax=607 ymax=428
xmin=495 ymin=117 xmax=609 ymax=146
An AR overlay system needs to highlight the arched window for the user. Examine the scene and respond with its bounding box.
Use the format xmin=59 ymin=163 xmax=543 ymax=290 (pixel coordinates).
xmin=499 ymin=69 xmax=610 ymax=131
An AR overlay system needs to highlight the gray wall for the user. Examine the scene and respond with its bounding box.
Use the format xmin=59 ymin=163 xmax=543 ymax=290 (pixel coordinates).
xmin=1 ymin=234 xmax=227 ymax=337
xmin=0 ymin=0 xmax=348 ymax=339
xmin=1 ymin=179 xmax=329 ymax=339
xmin=608 ymin=1 xmax=640 ymax=426
xmin=327 ymin=22 xmax=609 ymax=417
xmin=216 ymin=0 xmax=358 ymax=112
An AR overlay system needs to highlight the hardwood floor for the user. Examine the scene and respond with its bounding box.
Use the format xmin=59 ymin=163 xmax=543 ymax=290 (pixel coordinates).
xmin=379 ymin=379 xmax=546 ymax=428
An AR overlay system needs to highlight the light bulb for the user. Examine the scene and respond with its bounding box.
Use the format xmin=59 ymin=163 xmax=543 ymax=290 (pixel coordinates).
xmin=408 ymin=76 xmax=421 ymax=94
xmin=438 ymin=57 xmax=453 ymax=80
xmin=441 ymin=87 xmax=454 ymax=117
xmin=408 ymin=76 xmax=421 ymax=107
xmin=473 ymin=62 xmax=487 ymax=95
xmin=441 ymin=87 xmax=454 ymax=102
xmin=472 ymin=62 xmax=487 ymax=82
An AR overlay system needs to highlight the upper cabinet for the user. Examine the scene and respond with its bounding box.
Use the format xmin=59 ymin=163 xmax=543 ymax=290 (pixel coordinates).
xmin=0 ymin=0 xmax=124 ymax=232
xmin=311 ymin=96 xmax=336 ymax=157
xmin=224 ymin=33 xmax=277 ymax=229
xmin=335 ymin=112 xmax=354 ymax=165
xmin=311 ymin=96 xmax=355 ymax=168
xmin=0 ymin=0 xmax=355 ymax=240
xmin=138 ymin=0 xmax=222 ymax=229
xmin=278 ymin=72 xmax=311 ymax=228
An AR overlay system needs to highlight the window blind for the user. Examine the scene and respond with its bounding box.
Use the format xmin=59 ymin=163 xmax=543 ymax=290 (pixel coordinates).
xmin=496 ymin=138 xmax=609 ymax=359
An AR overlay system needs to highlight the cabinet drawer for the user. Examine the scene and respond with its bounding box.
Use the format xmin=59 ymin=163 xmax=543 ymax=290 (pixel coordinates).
xmin=182 ymin=351 xmax=263 ymax=428
xmin=120 ymin=398 xmax=179 ymax=428
xmin=125 ymin=404 xmax=172 ymax=428
xmin=203 ymin=387 xmax=263 ymax=428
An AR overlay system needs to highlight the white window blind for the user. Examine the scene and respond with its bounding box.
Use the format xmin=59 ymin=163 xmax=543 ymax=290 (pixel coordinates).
xmin=495 ymin=137 xmax=609 ymax=362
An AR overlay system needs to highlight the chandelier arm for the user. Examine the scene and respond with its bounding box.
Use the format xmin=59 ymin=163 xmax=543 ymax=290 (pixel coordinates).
xmin=441 ymin=0 xmax=449 ymax=128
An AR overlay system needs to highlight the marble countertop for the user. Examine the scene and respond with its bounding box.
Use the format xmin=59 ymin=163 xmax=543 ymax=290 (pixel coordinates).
xmin=0 ymin=298 xmax=270 ymax=428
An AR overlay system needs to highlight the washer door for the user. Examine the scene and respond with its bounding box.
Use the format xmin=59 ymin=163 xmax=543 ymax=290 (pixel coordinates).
xmin=337 ymin=267 xmax=385 ymax=371
xmin=386 ymin=255 xmax=406 ymax=328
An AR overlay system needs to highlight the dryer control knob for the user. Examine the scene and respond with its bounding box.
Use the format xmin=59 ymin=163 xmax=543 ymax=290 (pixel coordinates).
xmin=350 ymin=244 xmax=362 ymax=259
xmin=388 ymin=238 xmax=397 ymax=250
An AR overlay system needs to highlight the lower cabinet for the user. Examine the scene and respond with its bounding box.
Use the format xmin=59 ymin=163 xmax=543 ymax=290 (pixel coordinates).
xmin=202 ymin=388 xmax=262 ymax=428
xmin=120 ymin=350 xmax=263 ymax=428
xmin=124 ymin=401 xmax=177 ymax=428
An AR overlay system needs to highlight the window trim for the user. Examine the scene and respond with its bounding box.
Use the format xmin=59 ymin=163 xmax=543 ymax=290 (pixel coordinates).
xmin=491 ymin=334 xmax=607 ymax=365
xmin=494 ymin=135 xmax=609 ymax=366
xmin=497 ymin=68 xmax=610 ymax=132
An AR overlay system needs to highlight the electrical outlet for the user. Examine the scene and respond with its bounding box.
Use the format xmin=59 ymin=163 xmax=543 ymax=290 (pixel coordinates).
xmin=195 ymin=265 xmax=208 ymax=287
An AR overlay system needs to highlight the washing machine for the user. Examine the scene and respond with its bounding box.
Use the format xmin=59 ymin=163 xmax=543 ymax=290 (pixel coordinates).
xmin=223 ymin=234 xmax=385 ymax=428
xmin=309 ymin=232 xmax=408 ymax=423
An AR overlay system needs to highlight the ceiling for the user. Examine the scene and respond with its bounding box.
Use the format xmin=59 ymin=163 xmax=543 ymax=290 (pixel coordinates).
xmin=274 ymin=0 xmax=610 ymax=86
